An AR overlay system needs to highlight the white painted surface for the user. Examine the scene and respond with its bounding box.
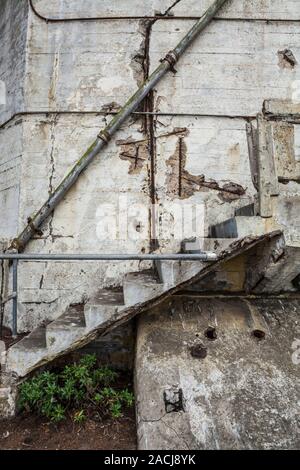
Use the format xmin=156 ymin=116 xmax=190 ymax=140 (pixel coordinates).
xmin=150 ymin=20 xmax=300 ymax=116
xmin=0 ymin=0 xmax=28 ymax=126
xmin=33 ymin=0 xmax=300 ymax=20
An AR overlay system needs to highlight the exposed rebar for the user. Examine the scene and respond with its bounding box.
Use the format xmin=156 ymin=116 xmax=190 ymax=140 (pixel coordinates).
xmin=10 ymin=0 xmax=229 ymax=252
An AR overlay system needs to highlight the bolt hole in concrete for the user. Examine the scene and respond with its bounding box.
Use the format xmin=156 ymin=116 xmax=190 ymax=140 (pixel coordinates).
xmin=205 ymin=327 xmax=217 ymax=341
xmin=190 ymin=344 xmax=207 ymax=359
xmin=252 ymin=329 xmax=266 ymax=340
xmin=163 ymin=388 xmax=185 ymax=413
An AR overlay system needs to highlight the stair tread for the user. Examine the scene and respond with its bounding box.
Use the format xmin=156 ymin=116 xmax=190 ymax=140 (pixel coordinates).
xmin=214 ymin=215 xmax=263 ymax=225
xmin=10 ymin=326 xmax=47 ymax=351
xmin=235 ymin=203 xmax=256 ymax=216
xmin=47 ymin=304 xmax=85 ymax=330
xmin=124 ymin=270 xmax=161 ymax=285
xmin=87 ymin=289 xmax=124 ymax=306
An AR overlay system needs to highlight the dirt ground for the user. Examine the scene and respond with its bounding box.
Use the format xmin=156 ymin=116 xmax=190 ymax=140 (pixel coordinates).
xmin=0 ymin=409 xmax=136 ymax=450
xmin=0 ymin=332 xmax=137 ymax=450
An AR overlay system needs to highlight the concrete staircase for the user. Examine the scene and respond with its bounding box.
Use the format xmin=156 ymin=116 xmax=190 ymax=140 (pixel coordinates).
xmin=0 ymin=195 xmax=286 ymax=418
xmin=3 ymin=230 xmax=275 ymax=379
xmin=0 ymin=175 xmax=284 ymax=378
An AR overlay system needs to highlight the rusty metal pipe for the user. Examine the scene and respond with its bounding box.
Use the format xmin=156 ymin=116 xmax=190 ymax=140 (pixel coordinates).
xmin=10 ymin=0 xmax=229 ymax=252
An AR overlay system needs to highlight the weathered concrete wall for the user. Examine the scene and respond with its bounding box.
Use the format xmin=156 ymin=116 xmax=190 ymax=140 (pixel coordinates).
xmin=136 ymin=295 xmax=300 ymax=449
xmin=0 ymin=0 xmax=28 ymax=126
xmin=150 ymin=20 xmax=300 ymax=116
xmin=0 ymin=120 xmax=23 ymax=239
xmin=0 ymin=0 xmax=28 ymax=238
xmin=32 ymin=0 xmax=300 ymax=20
xmin=0 ymin=0 xmax=300 ymax=332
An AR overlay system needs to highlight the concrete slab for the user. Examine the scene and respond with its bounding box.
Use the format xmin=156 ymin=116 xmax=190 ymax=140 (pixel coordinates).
xmin=135 ymin=296 xmax=300 ymax=450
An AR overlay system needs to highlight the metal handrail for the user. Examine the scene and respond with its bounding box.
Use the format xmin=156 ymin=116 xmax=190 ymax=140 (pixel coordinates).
xmin=0 ymin=253 xmax=217 ymax=261
xmin=0 ymin=252 xmax=218 ymax=337
xmin=10 ymin=0 xmax=229 ymax=252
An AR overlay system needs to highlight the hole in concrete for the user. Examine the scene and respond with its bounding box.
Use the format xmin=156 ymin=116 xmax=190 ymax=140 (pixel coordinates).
xmin=292 ymin=273 xmax=300 ymax=291
xmin=205 ymin=327 xmax=217 ymax=341
xmin=252 ymin=329 xmax=266 ymax=340
xmin=163 ymin=388 xmax=184 ymax=413
xmin=190 ymin=344 xmax=207 ymax=359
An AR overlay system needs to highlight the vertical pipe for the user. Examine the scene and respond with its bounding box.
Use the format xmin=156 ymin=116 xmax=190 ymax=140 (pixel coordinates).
xmin=12 ymin=259 xmax=18 ymax=338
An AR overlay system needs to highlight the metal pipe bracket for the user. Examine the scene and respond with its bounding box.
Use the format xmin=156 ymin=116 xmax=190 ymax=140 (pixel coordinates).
xmin=161 ymin=50 xmax=179 ymax=74
xmin=98 ymin=129 xmax=112 ymax=144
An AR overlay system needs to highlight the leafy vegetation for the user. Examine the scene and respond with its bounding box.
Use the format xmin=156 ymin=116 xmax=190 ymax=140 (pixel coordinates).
xmin=18 ymin=354 xmax=134 ymax=424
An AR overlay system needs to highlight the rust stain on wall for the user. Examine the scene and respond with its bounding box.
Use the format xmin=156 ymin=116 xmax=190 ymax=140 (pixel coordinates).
xmin=166 ymin=136 xmax=246 ymax=201
xmin=117 ymin=137 xmax=149 ymax=174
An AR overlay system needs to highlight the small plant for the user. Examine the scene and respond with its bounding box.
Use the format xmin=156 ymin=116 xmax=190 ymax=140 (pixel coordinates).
xmin=73 ymin=409 xmax=86 ymax=424
xmin=18 ymin=354 xmax=134 ymax=424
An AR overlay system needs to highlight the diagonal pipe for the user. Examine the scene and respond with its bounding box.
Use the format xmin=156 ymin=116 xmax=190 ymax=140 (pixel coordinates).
xmin=10 ymin=0 xmax=229 ymax=252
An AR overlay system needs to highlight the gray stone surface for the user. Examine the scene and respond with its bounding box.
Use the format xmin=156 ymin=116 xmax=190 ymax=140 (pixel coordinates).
xmin=135 ymin=295 xmax=300 ymax=450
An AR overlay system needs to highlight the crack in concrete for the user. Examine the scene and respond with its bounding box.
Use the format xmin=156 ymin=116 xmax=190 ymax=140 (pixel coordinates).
xmin=161 ymin=417 xmax=191 ymax=450
xmin=140 ymin=409 xmax=191 ymax=449
xmin=140 ymin=411 xmax=168 ymax=423
xmin=138 ymin=0 xmax=183 ymax=250
xmin=0 ymin=260 xmax=5 ymax=338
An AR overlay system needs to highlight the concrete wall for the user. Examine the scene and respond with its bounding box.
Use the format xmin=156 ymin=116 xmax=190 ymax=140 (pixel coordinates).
xmin=0 ymin=0 xmax=28 ymax=126
xmin=0 ymin=0 xmax=29 ymax=238
xmin=0 ymin=0 xmax=300 ymax=332
xmin=136 ymin=295 xmax=300 ymax=449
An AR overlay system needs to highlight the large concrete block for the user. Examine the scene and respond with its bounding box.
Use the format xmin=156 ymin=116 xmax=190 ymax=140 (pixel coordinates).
xmin=136 ymin=296 xmax=300 ymax=449
xmin=33 ymin=0 xmax=300 ymax=20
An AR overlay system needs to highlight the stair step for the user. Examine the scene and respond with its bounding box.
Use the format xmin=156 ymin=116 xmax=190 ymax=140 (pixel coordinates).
xmin=16 ymin=326 xmax=47 ymax=350
xmin=200 ymin=238 xmax=238 ymax=252
xmin=6 ymin=326 xmax=47 ymax=377
xmin=123 ymin=270 xmax=165 ymax=306
xmin=155 ymin=260 xmax=201 ymax=286
xmin=46 ymin=304 xmax=86 ymax=351
xmin=235 ymin=203 xmax=256 ymax=217
xmin=84 ymin=289 xmax=125 ymax=330
xmin=209 ymin=216 xmax=267 ymax=238
xmin=156 ymin=239 xmax=235 ymax=284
